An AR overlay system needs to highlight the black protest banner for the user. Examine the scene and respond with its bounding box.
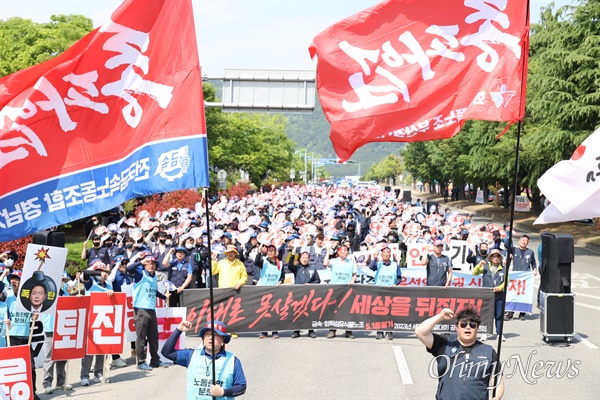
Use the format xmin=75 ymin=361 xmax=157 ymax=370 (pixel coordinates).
xmin=181 ymin=285 xmax=495 ymax=334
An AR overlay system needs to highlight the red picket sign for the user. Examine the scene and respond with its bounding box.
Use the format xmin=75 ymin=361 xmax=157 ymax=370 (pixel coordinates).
xmin=0 ymin=345 xmax=33 ymax=400
xmin=52 ymin=296 xmax=90 ymax=361
xmin=86 ymin=292 xmax=126 ymax=355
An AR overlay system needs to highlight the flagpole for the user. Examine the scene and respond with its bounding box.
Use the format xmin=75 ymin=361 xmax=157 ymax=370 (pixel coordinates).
xmin=203 ymin=187 xmax=217 ymax=397
xmin=493 ymin=1 xmax=530 ymax=396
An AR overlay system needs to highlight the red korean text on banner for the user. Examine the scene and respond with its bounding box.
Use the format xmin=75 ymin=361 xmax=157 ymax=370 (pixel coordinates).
xmin=52 ymin=295 xmax=90 ymax=361
xmin=0 ymin=0 xmax=209 ymax=242
xmin=87 ymin=292 xmax=126 ymax=355
xmin=309 ymin=0 xmax=530 ymax=161
xmin=0 ymin=345 xmax=33 ymax=400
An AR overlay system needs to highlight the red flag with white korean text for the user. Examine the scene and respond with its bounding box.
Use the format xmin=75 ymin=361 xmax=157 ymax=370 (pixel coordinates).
xmin=0 ymin=345 xmax=34 ymax=400
xmin=0 ymin=0 xmax=209 ymax=242
xmin=52 ymin=296 xmax=90 ymax=361
xmin=87 ymin=292 xmax=126 ymax=355
xmin=309 ymin=0 xmax=530 ymax=161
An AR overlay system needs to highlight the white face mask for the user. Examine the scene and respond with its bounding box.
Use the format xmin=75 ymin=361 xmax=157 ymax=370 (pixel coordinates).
xmin=185 ymin=243 xmax=194 ymax=250
xmin=424 ymin=234 xmax=432 ymax=241
xmin=5 ymin=258 xmax=14 ymax=268
xmin=165 ymin=240 xmax=172 ymax=247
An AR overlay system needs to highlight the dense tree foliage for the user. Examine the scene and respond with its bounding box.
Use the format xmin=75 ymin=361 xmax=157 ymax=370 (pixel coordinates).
xmin=0 ymin=15 xmax=93 ymax=76
xmin=364 ymin=154 xmax=403 ymax=185
xmin=401 ymin=0 xmax=599 ymax=214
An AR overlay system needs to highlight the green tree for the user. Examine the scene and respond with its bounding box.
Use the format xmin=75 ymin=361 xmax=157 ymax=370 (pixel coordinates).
xmin=204 ymin=83 xmax=296 ymax=187
xmin=0 ymin=15 xmax=93 ymax=77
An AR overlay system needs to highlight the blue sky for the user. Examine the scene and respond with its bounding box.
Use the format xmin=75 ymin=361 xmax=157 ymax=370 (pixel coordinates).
xmin=0 ymin=0 xmax=576 ymax=76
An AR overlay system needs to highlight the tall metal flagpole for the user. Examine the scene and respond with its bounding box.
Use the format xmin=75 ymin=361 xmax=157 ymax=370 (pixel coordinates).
xmin=200 ymin=65 xmax=217 ymax=399
xmin=203 ymin=188 xmax=217 ymax=398
xmin=493 ymin=1 xmax=530 ymax=396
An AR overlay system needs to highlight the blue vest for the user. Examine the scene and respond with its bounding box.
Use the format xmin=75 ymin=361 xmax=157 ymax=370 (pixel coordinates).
xmin=133 ymin=270 xmax=158 ymax=310
xmin=436 ymin=335 xmax=494 ymax=400
xmin=42 ymin=313 xmax=54 ymax=333
xmin=330 ymin=258 xmax=354 ymax=284
xmin=6 ymin=295 xmax=31 ymax=337
xmin=87 ymin=279 xmax=113 ymax=293
xmin=0 ymin=302 xmax=7 ymax=347
xmin=258 ymin=259 xmax=281 ymax=286
xmin=374 ymin=261 xmax=398 ymax=286
xmin=187 ymin=348 xmax=235 ymax=400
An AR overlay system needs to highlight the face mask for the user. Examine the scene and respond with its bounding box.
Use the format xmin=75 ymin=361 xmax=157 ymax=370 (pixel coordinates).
xmin=136 ymin=243 xmax=144 ymax=248
xmin=93 ymin=219 xmax=99 ymax=225
xmin=125 ymin=243 xmax=133 ymax=249
xmin=92 ymin=242 xmax=101 ymax=247
xmin=165 ymin=240 xmax=172 ymax=246
xmin=159 ymin=239 xmax=166 ymax=244
xmin=4 ymin=259 xmax=14 ymax=268
xmin=480 ymin=250 xmax=488 ymax=256
xmin=494 ymin=238 xmax=501 ymax=244
xmin=424 ymin=234 xmax=431 ymax=241
xmin=185 ymin=243 xmax=194 ymax=250
xmin=105 ymin=242 xmax=113 ymax=248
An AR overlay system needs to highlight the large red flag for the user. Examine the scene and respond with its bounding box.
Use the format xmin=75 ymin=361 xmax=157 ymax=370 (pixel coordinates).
xmin=0 ymin=0 xmax=209 ymax=241
xmin=309 ymin=0 xmax=530 ymax=161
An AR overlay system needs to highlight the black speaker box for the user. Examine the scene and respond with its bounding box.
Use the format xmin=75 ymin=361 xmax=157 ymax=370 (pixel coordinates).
xmin=427 ymin=200 xmax=439 ymax=214
xmin=384 ymin=186 xmax=391 ymax=192
xmin=32 ymin=231 xmax=65 ymax=248
xmin=403 ymin=190 xmax=412 ymax=203
xmin=540 ymin=232 xmax=573 ymax=293
xmin=540 ymin=292 xmax=575 ymax=339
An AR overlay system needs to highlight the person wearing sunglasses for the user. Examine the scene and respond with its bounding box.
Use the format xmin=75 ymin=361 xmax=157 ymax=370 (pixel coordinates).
xmin=472 ymin=248 xmax=506 ymax=342
xmin=416 ymin=306 xmax=505 ymax=400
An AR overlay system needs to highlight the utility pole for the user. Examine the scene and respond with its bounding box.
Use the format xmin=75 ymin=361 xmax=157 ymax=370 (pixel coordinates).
xmin=304 ymin=150 xmax=308 ymax=184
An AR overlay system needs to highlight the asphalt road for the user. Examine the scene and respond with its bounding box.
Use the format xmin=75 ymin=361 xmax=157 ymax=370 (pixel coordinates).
xmin=35 ymin=213 xmax=600 ymax=400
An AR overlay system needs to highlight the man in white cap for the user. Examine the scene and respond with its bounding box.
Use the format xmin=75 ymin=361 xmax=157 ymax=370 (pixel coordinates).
xmin=162 ymin=319 xmax=247 ymax=399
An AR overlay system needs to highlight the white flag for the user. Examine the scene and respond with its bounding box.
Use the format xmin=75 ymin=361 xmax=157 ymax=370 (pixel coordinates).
xmin=535 ymin=128 xmax=600 ymax=224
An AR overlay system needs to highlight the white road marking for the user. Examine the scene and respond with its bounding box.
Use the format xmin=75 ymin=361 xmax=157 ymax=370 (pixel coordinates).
xmin=574 ymin=333 xmax=599 ymax=349
xmin=392 ymin=346 xmax=414 ymax=385
xmin=574 ymin=292 xmax=600 ymax=300
xmin=582 ymin=273 xmax=600 ymax=282
xmin=576 ymin=302 xmax=600 ymax=311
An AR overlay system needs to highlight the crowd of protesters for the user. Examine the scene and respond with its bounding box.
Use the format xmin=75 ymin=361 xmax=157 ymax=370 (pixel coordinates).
xmin=0 ymin=184 xmax=539 ymax=397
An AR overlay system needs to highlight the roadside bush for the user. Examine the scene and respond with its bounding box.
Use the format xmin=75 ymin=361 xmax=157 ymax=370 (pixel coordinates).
xmin=0 ymin=235 xmax=32 ymax=269
xmin=135 ymin=189 xmax=204 ymax=216
xmin=228 ymin=182 xmax=253 ymax=199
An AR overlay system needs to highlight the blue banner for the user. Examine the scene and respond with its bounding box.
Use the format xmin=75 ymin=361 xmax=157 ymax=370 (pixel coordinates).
xmin=0 ymin=136 xmax=209 ymax=242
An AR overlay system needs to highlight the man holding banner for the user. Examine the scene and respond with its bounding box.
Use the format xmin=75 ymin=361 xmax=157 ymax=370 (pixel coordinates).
xmin=324 ymin=244 xmax=357 ymax=339
xmin=369 ymin=246 xmax=402 ymax=340
xmin=506 ymin=235 xmax=537 ymax=321
xmin=421 ymin=240 xmax=453 ymax=288
xmin=127 ymin=253 xmax=170 ymax=371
